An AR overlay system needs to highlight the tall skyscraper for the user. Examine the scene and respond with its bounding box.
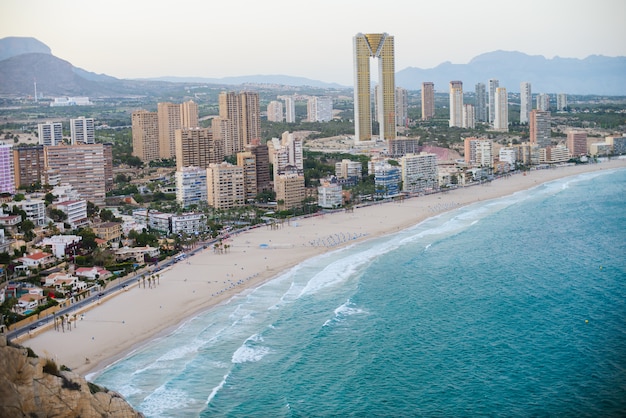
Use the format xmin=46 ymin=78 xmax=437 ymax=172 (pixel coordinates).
xmin=462 ymin=104 xmax=475 ymax=129
xmin=283 ymin=96 xmax=296 ymax=123
xmin=493 ymin=87 xmax=509 ymax=132
xmin=180 ymin=100 xmax=199 ymax=129
xmin=12 ymin=145 xmax=44 ymax=189
xmin=131 ymin=110 xmax=160 ymax=163
xmin=0 ymin=142 xmax=15 ymax=194
xmin=246 ymin=139 xmax=271 ymax=192
xmin=267 ymin=100 xmax=284 ymax=122
xmin=157 ymin=102 xmax=182 ymax=159
xmin=421 ymin=82 xmax=435 ymax=120
xmin=353 ymin=33 xmax=396 ymax=142
xmin=175 ymin=127 xmax=224 ymax=170
xmin=475 ymin=82 xmax=487 ymax=122
xmin=488 ymin=79 xmax=499 ymax=125
xmin=537 ymin=93 xmax=550 ymax=111
xmin=449 ymin=81 xmax=463 ymax=128
xmin=529 ymin=110 xmax=551 ymax=148
xmin=215 ymin=91 xmax=261 ymax=156
xmin=38 ymin=122 xmax=63 ymax=146
xmin=556 ymin=93 xmax=568 ymax=112
xmin=395 ymin=87 xmax=408 ymax=127
xmin=307 ymin=96 xmax=333 ymax=122
xmin=520 ymin=82 xmax=532 ymax=124
xmin=70 ymin=117 xmax=95 ymax=145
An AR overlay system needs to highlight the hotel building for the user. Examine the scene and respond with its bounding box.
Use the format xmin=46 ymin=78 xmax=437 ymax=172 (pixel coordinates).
xmin=488 ymin=79 xmax=499 ymax=125
xmin=38 ymin=122 xmax=63 ymax=146
xmin=421 ymin=82 xmax=435 ymax=121
xmin=175 ymin=127 xmax=224 ymax=170
xmin=206 ymin=163 xmax=245 ymax=209
xmin=70 ymin=117 xmax=95 ymax=144
xmin=43 ymin=144 xmax=107 ymax=206
xmin=175 ymin=166 xmax=208 ymax=209
xmin=449 ymin=81 xmax=463 ymax=128
xmin=400 ymin=152 xmax=438 ymax=193
xmin=353 ymin=33 xmax=396 ymax=142
xmin=493 ymin=87 xmax=509 ymax=132
xmin=0 ymin=142 xmax=15 ymax=194
xmin=566 ymin=130 xmax=588 ymax=157
xmin=529 ymin=110 xmax=552 ymax=148
xmin=132 ymin=110 xmax=160 ymax=163
xmin=520 ymin=82 xmax=532 ymax=124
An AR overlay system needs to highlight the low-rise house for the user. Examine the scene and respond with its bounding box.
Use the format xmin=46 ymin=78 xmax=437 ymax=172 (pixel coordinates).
xmin=42 ymin=272 xmax=87 ymax=295
xmin=40 ymin=235 xmax=82 ymax=258
xmin=16 ymin=288 xmax=47 ymax=312
xmin=75 ymin=266 xmax=112 ymax=281
xmin=17 ymin=251 xmax=54 ymax=269
xmin=0 ymin=213 xmax=21 ymax=233
xmin=91 ymin=222 xmax=122 ymax=243
xmin=114 ymin=246 xmax=160 ymax=263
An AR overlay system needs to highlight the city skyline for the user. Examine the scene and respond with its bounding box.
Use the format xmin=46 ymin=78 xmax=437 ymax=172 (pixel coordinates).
xmin=1 ymin=0 xmax=625 ymax=86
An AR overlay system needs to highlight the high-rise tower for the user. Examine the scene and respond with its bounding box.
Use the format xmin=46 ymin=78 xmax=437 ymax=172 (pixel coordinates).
xmin=475 ymin=82 xmax=487 ymax=122
xmin=494 ymin=87 xmax=509 ymax=132
xmin=488 ymin=79 xmax=499 ymax=125
xmin=520 ymin=82 xmax=532 ymax=124
xmin=353 ymin=33 xmax=396 ymax=143
xmin=449 ymin=81 xmax=463 ymax=127
xmin=421 ymin=82 xmax=435 ymax=120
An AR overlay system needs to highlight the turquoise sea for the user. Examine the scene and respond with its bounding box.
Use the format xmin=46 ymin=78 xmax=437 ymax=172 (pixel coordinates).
xmin=93 ymin=168 xmax=626 ymax=417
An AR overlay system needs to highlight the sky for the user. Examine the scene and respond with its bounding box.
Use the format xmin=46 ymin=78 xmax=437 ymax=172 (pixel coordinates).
xmin=1 ymin=0 xmax=625 ymax=86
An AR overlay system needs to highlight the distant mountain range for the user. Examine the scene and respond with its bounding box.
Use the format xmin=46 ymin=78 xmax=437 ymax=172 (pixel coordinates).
xmin=1 ymin=37 xmax=625 ymax=97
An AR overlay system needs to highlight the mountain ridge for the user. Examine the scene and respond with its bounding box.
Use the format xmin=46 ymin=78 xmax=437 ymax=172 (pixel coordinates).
xmin=1 ymin=37 xmax=625 ymax=96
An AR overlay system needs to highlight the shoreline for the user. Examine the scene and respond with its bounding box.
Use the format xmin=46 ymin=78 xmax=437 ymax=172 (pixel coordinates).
xmin=21 ymin=160 xmax=626 ymax=378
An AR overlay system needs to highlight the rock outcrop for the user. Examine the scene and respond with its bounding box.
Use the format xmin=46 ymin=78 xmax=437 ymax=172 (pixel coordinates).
xmin=0 ymin=335 xmax=143 ymax=418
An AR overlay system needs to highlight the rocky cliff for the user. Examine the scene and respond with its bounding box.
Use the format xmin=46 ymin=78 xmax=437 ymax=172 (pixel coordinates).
xmin=0 ymin=335 xmax=143 ymax=418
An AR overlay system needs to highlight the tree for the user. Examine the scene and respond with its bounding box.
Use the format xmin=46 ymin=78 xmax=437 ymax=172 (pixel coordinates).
xmin=77 ymin=228 xmax=98 ymax=251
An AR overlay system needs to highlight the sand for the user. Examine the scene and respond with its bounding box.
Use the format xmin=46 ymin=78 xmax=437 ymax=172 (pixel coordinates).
xmin=20 ymin=160 xmax=626 ymax=377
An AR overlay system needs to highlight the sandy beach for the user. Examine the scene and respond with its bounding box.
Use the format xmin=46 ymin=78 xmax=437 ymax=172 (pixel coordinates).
xmin=20 ymin=160 xmax=626 ymax=377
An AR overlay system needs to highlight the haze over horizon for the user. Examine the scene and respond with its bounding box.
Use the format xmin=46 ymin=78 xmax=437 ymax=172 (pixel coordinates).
xmin=1 ymin=0 xmax=625 ymax=86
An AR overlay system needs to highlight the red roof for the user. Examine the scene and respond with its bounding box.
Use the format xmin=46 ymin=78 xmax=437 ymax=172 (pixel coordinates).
xmin=23 ymin=252 xmax=52 ymax=260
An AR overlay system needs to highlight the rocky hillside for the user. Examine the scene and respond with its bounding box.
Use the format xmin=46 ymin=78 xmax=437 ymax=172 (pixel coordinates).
xmin=0 ymin=335 xmax=143 ymax=418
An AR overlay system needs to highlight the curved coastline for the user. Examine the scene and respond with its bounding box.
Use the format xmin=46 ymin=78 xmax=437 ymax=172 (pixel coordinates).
xmin=21 ymin=160 xmax=626 ymax=378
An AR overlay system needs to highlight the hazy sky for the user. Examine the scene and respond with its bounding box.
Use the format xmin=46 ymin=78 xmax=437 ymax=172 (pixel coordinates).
xmin=2 ymin=0 xmax=625 ymax=85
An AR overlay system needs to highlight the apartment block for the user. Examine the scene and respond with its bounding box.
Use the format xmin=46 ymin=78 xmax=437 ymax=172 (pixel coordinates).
xmin=13 ymin=145 xmax=45 ymax=189
xmin=493 ymin=87 xmax=508 ymax=132
xmin=566 ymin=130 xmax=588 ymax=157
xmin=464 ymin=137 xmax=493 ymax=167
xmin=274 ymin=174 xmax=305 ymax=210
xmin=132 ymin=110 xmax=160 ymax=163
xmin=206 ymin=163 xmax=245 ymax=209
xmin=70 ymin=117 xmax=95 ymax=144
xmin=267 ymin=100 xmax=284 ymax=122
xmin=0 ymin=142 xmax=15 ymax=194
xmin=449 ymin=81 xmax=463 ymax=128
xmin=400 ymin=152 xmax=438 ymax=193
xmin=237 ymin=151 xmax=258 ymax=203
xmin=175 ymin=166 xmax=208 ymax=209
xmin=175 ymin=127 xmax=224 ymax=170
xmin=38 ymin=122 xmax=63 ymax=146
xmin=335 ymin=159 xmax=362 ymax=180
xmin=318 ymin=180 xmax=343 ymax=209
xmin=54 ymin=199 xmax=88 ymax=229
xmin=529 ymin=110 xmax=551 ymax=148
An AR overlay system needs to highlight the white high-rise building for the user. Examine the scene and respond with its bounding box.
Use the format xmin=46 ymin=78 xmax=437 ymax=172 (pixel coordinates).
xmin=0 ymin=142 xmax=15 ymax=194
xmin=462 ymin=104 xmax=475 ymax=129
xmin=556 ymin=93 xmax=568 ymax=112
xmin=537 ymin=93 xmax=550 ymax=111
xmin=266 ymin=100 xmax=284 ymax=122
xmin=395 ymin=87 xmax=408 ymax=127
xmin=449 ymin=81 xmax=463 ymax=128
xmin=281 ymin=96 xmax=296 ymax=123
xmin=400 ymin=152 xmax=438 ymax=193
xmin=70 ymin=117 xmax=95 ymax=145
xmin=38 ymin=122 xmax=63 ymax=146
xmin=269 ymin=131 xmax=303 ymax=179
xmin=176 ymin=166 xmax=208 ymax=209
xmin=488 ymin=79 xmax=499 ymax=125
xmin=493 ymin=87 xmax=509 ymax=132
xmin=307 ymin=97 xmax=333 ymax=122
xmin=520 ymin=82 xmax=532 ymax=124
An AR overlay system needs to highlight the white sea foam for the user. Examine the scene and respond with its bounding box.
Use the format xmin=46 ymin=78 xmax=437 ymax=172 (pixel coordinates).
xmin=206 ymin=373 xmax=229 ymax=405
xmin=140 ymin=386 xmax=191 ymax=417
xmin=231 ymin=344 xmax=271 ymax=363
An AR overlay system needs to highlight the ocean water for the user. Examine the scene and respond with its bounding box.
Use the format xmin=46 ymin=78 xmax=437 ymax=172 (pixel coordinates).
xmin=93 ymin=168 xmax=626 ymax=417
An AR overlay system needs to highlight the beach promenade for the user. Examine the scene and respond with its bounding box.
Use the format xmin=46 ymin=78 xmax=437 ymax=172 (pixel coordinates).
xmin=21 ymin=160 xmax=626 ymax=377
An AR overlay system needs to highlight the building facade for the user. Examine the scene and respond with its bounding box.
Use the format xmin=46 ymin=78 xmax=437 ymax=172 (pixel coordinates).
xmin=274 ymin=174 xmax=305 ymax=210
xmin=566 ymin=130 xmax=588 ymax=157
xmin=400 ymin=152 xmax=438 ymax=193
xmin=353 ymin=33 xmax=396 ymax=142
xmin=462 ymin=104 xmax=475 ymax=129
xmin=70 ymin=117 xmax=95 ymax=144
xmin=175 ymin=166 xmax=208 ymax=209
xmin=237 ymin=151 xmax=258 ymax=203
xmin=267 ymin=100 xmax=284 ymax=122
xmin=520 ymin=82 xmax=532 ymax=124
xmin=395 ymin=87 xmax=408 ymax=127
xmin=449 ymin=81 xmax=463 ymax=128
xmin=132 ymin=110 xmax=160 ymax=163
xmin=206 ymin=163 xmax=245 ymax=209
xmin=493 ymin=87 xmax=509 ymax=132
xmin=307 ymin=96 xmax=333 ymax=122
xmin=157 ymin=102 xmax=182 ymax=160
xmin=12 ymin=145 xmax=45 ymax=189
xmin=464 ymin=137 xmax=493 ymax=167
xmin=175 ymin=127 xmax=224 ymax=170
xmin=38 ymin=122 xmax=63 ymax=146
xmin=475 ymin=82 xmax=487 ymax=122
xmin=0 ymin=142 xmax=15 ymax=194
xmin=488 ymin=79 xmax=499 ymax=125
xmin=421 ymin=82 xmax=435 ymax=120
xmin=529 ymin=110 xmax=551 ymax=148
